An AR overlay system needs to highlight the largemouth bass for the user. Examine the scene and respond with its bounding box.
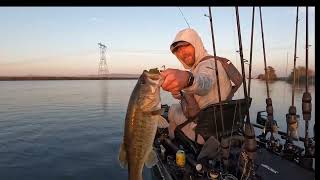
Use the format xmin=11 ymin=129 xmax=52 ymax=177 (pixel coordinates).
xmin=119 ymin=68 xmax=169 ymax=180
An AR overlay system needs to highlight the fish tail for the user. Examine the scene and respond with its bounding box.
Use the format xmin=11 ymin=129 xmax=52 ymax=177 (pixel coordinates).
xmin=129 ymin=169 xmax=143 ymax=180
xmin=119 ymin=143 xmax=128 ymax=168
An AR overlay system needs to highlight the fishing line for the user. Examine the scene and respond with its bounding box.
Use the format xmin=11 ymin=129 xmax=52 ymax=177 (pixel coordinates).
xmin=178 ymin=7 xmax=191 ymax=28
xmin=226 ymin=101 xmax=239 ymax=170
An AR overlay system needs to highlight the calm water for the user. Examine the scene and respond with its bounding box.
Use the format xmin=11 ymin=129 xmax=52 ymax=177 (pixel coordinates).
xmin=0 ymin=79 xmax=315 ymax=180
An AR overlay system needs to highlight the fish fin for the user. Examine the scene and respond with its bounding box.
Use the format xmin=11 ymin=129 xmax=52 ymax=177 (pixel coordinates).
xmin=157 ymin=116 xmax=169 ymax=128
xmin=145 ymin=149 xmax=158 ymax=168
xmin=118 ymin=143 xmax=128 ymax=168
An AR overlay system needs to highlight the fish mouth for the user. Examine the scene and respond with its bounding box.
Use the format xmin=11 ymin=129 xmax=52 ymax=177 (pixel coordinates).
xmin=141 ymin=68 xmax=163 ymax=87
xmin=143 ymin=68 xmax=161 ymax=80
xmin=138 ymin=68 xmax=162 ymax=112
xmin=145 ymin=68 xmax=160 ymax=75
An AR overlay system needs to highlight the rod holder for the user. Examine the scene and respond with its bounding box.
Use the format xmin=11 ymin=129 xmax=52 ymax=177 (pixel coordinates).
xmin=221 ymin=137 xmax=229 ymax=168
xmin=265 ymin=98 xmax=277 ymax=138
xmin=302 ymin=92 xmax=312 ymax=121
xmin=286 ymin=106 xmax=299 ymax=140
xmin=244 ymin=122 xmax=257 ymax=160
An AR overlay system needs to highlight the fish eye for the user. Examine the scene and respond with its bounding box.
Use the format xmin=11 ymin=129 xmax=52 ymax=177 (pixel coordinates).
xmin=139 ymin=74 xmax=146 ymax=84
xmin=140 ymin=78 xmax=145 ymax=85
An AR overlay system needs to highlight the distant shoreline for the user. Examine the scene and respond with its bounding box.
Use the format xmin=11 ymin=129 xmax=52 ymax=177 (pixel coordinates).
xmin=0 ymin=76 xmax=139 ymax=81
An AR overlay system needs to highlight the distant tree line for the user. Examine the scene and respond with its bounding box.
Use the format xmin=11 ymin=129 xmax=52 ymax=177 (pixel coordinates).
xmin=256 ymin=66 xmax=314 ymax=85
xmin=286 ymin=66 xmax=315 ymax=84
xmin=257 ymin=66 xmax=278 ymax=81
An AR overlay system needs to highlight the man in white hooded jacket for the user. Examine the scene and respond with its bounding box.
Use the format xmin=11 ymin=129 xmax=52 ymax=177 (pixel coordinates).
xmin=160 ymin=28 xmax=232 ymax=144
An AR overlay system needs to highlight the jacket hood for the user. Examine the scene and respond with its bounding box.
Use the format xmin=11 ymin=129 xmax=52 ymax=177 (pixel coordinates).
xmin=170 ymin=28 xmax=209 ymax=70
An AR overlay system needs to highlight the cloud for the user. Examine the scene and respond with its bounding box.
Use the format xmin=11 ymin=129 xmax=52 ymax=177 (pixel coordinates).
xmin=89 ymin=17 xmax=104 ymax=23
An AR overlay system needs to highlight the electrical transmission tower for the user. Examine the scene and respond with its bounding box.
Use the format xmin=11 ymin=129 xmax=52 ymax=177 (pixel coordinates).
xmin=98 ymin=42 xmax=109 ymax=76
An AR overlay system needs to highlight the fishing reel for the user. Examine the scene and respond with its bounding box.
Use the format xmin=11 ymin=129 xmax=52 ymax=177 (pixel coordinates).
xmin=191 ymin=162 xmax=239 ymax=180
xmin=304 ymin=137 xmax=315 ymax=157
xmin=206 ymin=171 xmax=238 ymax=180
xmin=299 ymin=137 xmax=315 ymax=170
xmin=265 ymin=137 xmax=282 ymax=154
xmin=255 ymin=121 xmax=282 ymax=154
xmin=282 ymin=140 xmax=304 ymax=161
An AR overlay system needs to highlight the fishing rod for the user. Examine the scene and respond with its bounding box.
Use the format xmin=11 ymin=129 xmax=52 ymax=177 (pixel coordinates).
xmin=258 ymin=7 xmax=277 ymax=143
xmin=300 ymin=6 xmax=314 ymax=170
xmin=282 ymin=51 xmax=289 ymax=104
xmin=247 ymin=6 xmax=255 ymax=98
xmin=285 ymin=7 xmax=300 ymax=150
xmin=235 ymin=7 xmax=257 ymax=180
xmin=206 ymin=7 xmax=256 ymax=175
xmin=206 ymin=7 xmax=225 ymax=136
xmin=206 ymin=7 xmax=237 ymax=174
xmin=235 ymin=7 xmax=252 ymax=126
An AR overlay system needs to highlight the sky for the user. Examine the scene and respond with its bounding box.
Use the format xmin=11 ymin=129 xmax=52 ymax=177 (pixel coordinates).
xmin=0 ymin=7 xmax=315 ymax=77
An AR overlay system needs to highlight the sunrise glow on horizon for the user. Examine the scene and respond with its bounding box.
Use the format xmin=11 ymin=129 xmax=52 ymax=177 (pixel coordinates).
xmin=0 ymin=7 xmax=315 ymax=77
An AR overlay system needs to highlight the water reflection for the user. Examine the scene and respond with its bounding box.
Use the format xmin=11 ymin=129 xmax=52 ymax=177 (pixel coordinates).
xmin=233 ymin=79 xmax=315 ymax=138
xmin=0 ymin=79 xmax=315 ymax=180
xmin=99 ymin=80 xmax=109 ymax=113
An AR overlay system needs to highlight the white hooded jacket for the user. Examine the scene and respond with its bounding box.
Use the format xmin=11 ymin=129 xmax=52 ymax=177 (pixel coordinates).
xmin=170 ymin=28 xmax=232 ymax=109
